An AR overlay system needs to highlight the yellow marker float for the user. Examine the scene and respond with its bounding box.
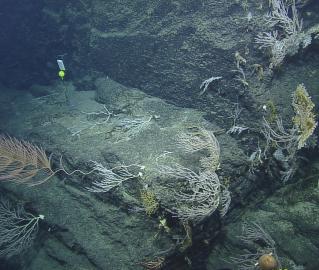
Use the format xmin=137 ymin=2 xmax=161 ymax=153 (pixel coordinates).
xmin=58 ymin=70 xmax=65 ymax=80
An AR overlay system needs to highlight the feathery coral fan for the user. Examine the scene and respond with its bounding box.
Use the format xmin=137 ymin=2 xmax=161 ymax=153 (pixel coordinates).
xmin=0 ymin=135 xmax=53 ymax=186
xmin=0 ymin=135 xmax=93 ymax=186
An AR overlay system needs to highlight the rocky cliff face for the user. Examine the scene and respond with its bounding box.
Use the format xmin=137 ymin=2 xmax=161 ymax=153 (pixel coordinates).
xmin=0 ymin=0 xmax=319 ymax=269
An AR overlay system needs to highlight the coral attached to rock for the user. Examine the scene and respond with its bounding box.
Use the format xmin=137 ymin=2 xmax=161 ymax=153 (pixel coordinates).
xmin=292 ymin=84 xmax=317 ymax=149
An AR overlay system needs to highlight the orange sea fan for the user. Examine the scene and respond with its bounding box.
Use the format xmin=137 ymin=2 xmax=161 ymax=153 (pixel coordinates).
xmin=0 ymin=135 xmax=54 ymax=186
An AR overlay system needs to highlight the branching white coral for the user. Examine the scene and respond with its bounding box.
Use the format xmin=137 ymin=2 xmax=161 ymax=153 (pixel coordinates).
xmin=0 ymin=198 xmax=43 ymax=258
xmin=255 ymin=0 xmax=311 ymax=67
xmin=156 ymin=162 xmax=229 ymax=221
xmin=177 ymin=128 xmax=220 ymax=171
xmin=86 ymin=162 xmax=144 ymax=193
xmin=266 ymin=0 xmax=302 ymax=35
xmin=199 ymin=76 xmax=222 ymax=96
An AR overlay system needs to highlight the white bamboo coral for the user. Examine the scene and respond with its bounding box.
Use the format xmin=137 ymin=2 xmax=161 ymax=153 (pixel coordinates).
xmin=157 ymin=127 xmax=230 ymax=221
xmin=177 ymin=127 xmax=220 ymax=171
xmin=0 ymin=198 xmax=44 ymax=258
xmin=86 ymin=162 xmax=144 ymax=193
xmin=156 ymin=163 xmax=225 ymax=221
xmin=255 ymin=0 xmax=311 ymax=67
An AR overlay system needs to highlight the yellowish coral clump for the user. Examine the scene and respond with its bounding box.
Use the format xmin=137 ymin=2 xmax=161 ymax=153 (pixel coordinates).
xmin=292 ymin=84 xmax=317 ymax=149
xmin=266 ymin=100 xmax=278 ymax=123
xmin=140 ymin=190 xmax=159 ymax=216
